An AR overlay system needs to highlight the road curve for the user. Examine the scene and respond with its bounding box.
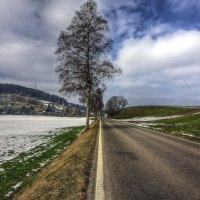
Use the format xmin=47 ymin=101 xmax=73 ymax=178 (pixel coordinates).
xmin=102 ymin=119 xmax=200 ymax=200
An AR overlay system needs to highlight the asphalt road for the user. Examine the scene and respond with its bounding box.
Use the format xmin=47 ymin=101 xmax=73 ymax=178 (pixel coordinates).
xmin=102 ymin=119 xmax=200 ymax=200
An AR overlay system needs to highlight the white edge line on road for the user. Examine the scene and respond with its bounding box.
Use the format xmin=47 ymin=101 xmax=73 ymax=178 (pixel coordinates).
xmin=95 ymin=119 xmax=105 ymax=200
xmin=120 ymin=121 xmax=200 ymax=146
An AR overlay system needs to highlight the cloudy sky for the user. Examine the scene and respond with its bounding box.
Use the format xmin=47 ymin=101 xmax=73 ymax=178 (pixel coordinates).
xmin=1 ymin=0 xmax=200 ymax=105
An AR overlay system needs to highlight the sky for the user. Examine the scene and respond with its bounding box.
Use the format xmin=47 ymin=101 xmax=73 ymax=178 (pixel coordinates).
xmin=0 ymin=0 xmax=200 ymax=106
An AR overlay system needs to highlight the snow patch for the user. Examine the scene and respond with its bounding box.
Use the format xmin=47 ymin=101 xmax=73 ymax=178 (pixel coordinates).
xmin=0 ymin=168 xmax=4 ymax=172
xmin=26 ymin=173 xmax=31 ymax=177
xmin=118 ymin=115 xmax=183 ymax=122
xmin=13 ymin=182 xmax=23 ymax=190
xmin=4 ymin=182 xmax=23 ymax=198
xmin=5 ymin=191 xmax=13 ymax=198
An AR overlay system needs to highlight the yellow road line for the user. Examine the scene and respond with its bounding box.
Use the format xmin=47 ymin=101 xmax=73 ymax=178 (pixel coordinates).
xmin=95 ymin=119 xmax=105 ymax=200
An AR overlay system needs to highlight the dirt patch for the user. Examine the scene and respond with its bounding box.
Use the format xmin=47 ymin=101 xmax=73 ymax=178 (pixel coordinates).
xmin=12 ymin=122 xmax=99 ymax=200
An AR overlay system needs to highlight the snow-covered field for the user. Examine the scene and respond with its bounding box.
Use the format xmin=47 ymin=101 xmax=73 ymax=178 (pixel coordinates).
xmin=0 ymin=115 xmax=86 ymax=162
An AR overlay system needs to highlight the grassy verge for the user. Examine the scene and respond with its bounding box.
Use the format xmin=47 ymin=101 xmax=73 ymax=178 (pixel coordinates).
xmin=0 ymin=126 xmax=84 ymax=200
xmin=11 ymin=121 xmax=98 ymax=200
xmin=148 ymin=114 xmax=200 ymax=137
xmin=113 ymin=106 xmax=200 ymax=119
xmin=132 ymin=114 xmax=200 ymax=142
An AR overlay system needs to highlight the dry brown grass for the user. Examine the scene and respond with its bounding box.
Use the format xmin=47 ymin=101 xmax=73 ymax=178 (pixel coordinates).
xmin=12 ymin=122 xmax=99 ymax=200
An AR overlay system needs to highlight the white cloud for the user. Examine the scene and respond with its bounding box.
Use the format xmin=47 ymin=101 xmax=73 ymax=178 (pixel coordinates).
xmin=42 ymin=0 xmax=86 ymax=38
xmin=0 ymin=0 xmax=85 ymax=98
xmin=97 ymin=0 xmax=138 ymax=11
xmin=168 ymin=0 xmax=200 ymax=13
xmin=110 ymin=30 xmax=200 ymax=103
xmin=144 ymin=24 xmax=173 ymax=37
xmin=116 ymin=30 xmax=200 ymax=74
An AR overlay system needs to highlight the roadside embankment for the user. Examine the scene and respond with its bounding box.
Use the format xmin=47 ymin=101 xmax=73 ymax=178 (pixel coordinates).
xmin=12 ymin=121 xmax=99 ymax=200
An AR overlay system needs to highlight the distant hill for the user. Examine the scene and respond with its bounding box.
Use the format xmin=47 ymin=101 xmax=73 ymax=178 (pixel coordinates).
xmin=111 ymin=105 xmax=200 ymax=119
xmin=0 ymin=83 xmax=85 ymax=116
xmin=0 ymin=83 xmax=68 ymax=106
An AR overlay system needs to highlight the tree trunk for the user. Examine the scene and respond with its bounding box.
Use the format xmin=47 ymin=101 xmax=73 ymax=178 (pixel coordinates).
xmin=86 ymin=93 xmax=90 ymax=130
xmin=97 ymin=111 xmax=100 ymax=119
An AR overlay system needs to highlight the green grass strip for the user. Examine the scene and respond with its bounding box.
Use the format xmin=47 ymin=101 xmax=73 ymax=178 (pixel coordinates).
xmin=148 ymin=114 xmax=200 ymax=137
xmin=113 ymin=106 xmax=200 ymax=119
xmin=0 ymin=126 xmax=84 ymax=200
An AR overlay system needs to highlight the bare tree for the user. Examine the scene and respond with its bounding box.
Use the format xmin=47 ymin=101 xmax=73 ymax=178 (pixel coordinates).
xmin=55 ymin=0 xmax=121 ymax=129
xmin=91 ymin=85 xmax=106 ymax=118
xmin=93 ymin=86 xmax=106 ymax=117
xmin=79 ymin=85 xmax=106 ymax=118
xmin=106 ymin=96 xmax=128 ymax=116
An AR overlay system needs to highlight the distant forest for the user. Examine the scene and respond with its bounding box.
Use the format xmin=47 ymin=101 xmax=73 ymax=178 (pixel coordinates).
xmin=0 ymin=83 xmax=68 ymax=106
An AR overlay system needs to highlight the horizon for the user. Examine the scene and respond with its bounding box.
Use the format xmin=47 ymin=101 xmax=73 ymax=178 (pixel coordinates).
xmin=2 ymin=83 xmax=200 ymax=107
xmin=1 ymin=0 xmax=200 ymax=105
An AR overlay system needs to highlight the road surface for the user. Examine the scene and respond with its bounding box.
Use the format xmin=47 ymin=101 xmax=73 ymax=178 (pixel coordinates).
xmin=101 ymin=119 xmax=200 ymax=200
